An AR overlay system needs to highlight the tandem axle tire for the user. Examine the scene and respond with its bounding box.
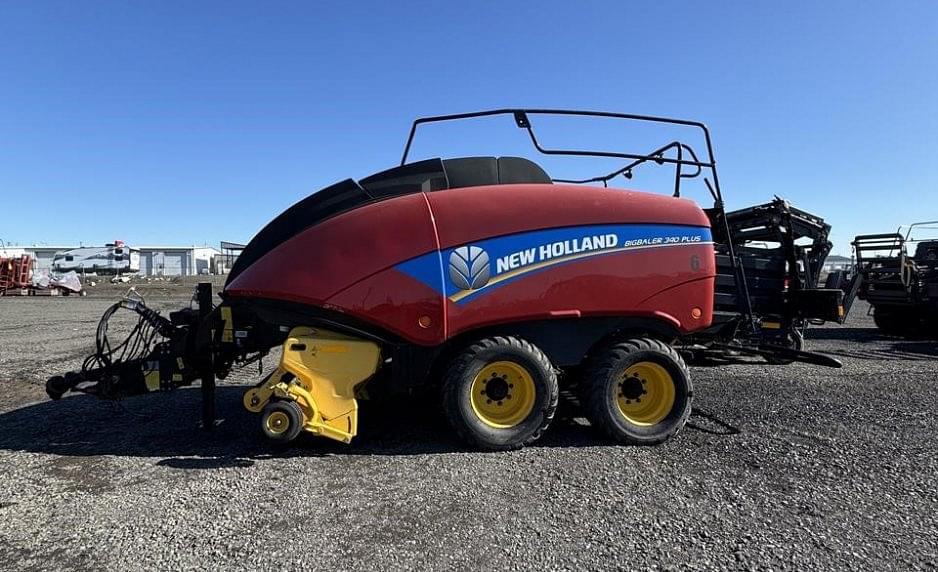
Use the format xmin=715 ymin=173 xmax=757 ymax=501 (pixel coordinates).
xmin=873 ymin=307 xmax=900 ymax=335
xmin=442 ymin=336 xmax=559 ymax=451
xmin=873 ymin=307 xmax=919 ymax=337
xmin=261 ymin=400 xmax=305 ymax=443
xmin=579 ymin=338 xmax=692 ymax=445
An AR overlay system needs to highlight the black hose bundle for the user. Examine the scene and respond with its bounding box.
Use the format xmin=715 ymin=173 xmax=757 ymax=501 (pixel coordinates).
xmin=81 ymin=297 xmax=176 ymax=376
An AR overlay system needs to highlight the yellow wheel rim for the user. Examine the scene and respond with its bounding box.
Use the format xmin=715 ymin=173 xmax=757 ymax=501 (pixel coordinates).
xmin=265 ymin=411 xmax=291 ymax=435
xmin=470 ymin=361 xmax=536 ymax=428
xmin=613 ymin=361 xmax=675 ymax=426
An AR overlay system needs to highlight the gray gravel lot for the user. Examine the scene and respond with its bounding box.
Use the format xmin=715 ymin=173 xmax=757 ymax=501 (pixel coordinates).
xmin=0 ymin=288 xmax=936 ymax=571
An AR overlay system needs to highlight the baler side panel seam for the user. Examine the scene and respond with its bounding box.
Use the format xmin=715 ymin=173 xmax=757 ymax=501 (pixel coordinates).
xmin=421 ymin=192 xmax=448 ymax=339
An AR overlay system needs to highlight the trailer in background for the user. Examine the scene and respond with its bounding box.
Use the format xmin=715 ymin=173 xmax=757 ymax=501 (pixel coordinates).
xmin=852 ymin=221 xmax=938 ymax=337
xmin=52 ymin=241 xmax=140 ymax=275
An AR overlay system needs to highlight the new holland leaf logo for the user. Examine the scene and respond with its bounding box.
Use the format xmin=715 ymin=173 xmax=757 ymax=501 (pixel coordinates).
xmin=448 ymin=246 xmax=490 ymax=290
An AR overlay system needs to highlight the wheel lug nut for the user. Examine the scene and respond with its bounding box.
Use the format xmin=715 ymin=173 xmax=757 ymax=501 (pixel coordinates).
xmin=487 ymin=399 xmax=492 ymax=404
xmin=509 ymin=384 xmax=513 ymax=388
xmin=481 ymin=390 xmax=487 ymax=395
xmin=497 ymin=401 xmax=503 ymax=406
xmin=506 ymin=394 xmax=512 ymax=400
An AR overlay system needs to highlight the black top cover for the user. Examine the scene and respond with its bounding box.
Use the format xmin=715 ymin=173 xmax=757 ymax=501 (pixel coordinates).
xmin=225 ymin=156 xmax=551 ymax=285
xmin=226 ymin=178 xmax=372 ymax=284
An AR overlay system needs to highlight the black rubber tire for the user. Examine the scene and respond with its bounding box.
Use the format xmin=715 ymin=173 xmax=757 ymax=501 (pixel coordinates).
xmin=923 ymin=316 xmax=938 ymax=340
xmin=873 ymin=308 xmax=898 ymax=334
xmin=873 ymin=307 xmax=918 ymax=337
xmin=441 ymin=336 xmax=559 ymax=451
xmin=260 ymin=400 xmax=305 ymax=443
xmin=579 ymin=338 xmax=692 ymax=445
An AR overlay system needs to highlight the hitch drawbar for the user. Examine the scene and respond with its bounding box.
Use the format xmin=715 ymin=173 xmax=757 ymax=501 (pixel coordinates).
xmin=46 ymin=283 xmax=384 ymax=443
xmin=45 ymin=283 xmax=216 ymax=426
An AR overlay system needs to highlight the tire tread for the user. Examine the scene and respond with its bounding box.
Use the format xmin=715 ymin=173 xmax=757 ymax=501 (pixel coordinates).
xmin=442 ymin=336 xmax=558 ymax=451
xmin=579 ymin=337 xmax=692 ymax=445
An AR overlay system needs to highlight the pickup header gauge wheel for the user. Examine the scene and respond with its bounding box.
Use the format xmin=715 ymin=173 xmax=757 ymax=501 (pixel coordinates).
xmin=261 ymin=400 xmax=305 ymax=443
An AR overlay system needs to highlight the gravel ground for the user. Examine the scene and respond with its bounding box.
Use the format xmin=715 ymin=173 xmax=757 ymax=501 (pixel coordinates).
xmin=0 ymin=289 xmax=936 ymax=571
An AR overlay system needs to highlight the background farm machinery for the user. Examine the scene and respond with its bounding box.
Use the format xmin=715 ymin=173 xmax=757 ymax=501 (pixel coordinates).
xmin=684 ymin=198 xmax=845 ymax=365
xmin=850 ymin=221 xmax=938 ymax=337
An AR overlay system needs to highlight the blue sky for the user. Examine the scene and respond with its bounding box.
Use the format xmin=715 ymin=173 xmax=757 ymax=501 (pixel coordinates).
xmin=1 ymin=1 xmax=936 ymax=255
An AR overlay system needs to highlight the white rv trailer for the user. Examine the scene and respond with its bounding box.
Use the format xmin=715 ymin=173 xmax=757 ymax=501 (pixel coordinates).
xmin=52 ymin=242 xmax=140 ymax=275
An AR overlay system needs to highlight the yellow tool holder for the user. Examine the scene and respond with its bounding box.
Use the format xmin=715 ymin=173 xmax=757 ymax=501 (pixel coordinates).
xmin=244 ymin=327 xmax=381 ymax=443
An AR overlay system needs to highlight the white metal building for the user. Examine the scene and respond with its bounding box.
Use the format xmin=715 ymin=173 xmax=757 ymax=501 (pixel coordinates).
xmin=0 ymin=245 xmax=28 ymax=259
xmin=24 ymin=247 xmax=74 ymax=272
xmin=822 ymin=255 xmax=853 ymax=274
xmin=136 ymin=246 xmax=220 ymax=277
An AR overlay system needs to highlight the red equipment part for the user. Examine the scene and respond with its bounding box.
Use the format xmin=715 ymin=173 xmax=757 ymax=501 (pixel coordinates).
xmin=0 ymin=258 xmax=9 ymax=293
xmin=226 ymin=183 xmax=716 ymax=345
xmin=0 ymin=255 xmax=33 ymax=294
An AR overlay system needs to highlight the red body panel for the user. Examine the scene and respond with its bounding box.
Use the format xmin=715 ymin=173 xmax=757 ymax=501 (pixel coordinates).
xmin=226 ymin=193 xmax=439 ymax=305
xmin=226 ymin=183 xmax=716 ymax=346
xmin=445 ymin=246 xmax=715 ymax=339
xmin=325 ymin=267 xmax=445 ymax=345
xmin=427 ymin=184 xmax=711 ymax=248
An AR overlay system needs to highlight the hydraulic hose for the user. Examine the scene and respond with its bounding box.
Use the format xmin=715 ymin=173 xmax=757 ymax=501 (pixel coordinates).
xmin=120 ymin=298 xmax=176 ymax=337
xmin=81 ymin=297 xmax=177 ymax=376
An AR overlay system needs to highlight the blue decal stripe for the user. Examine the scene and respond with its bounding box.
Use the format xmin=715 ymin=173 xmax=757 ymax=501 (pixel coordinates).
xmin=394 ymin=223 xmax=712 ymax=305
xmin=452 ymin=240 xmax=712 ymax=304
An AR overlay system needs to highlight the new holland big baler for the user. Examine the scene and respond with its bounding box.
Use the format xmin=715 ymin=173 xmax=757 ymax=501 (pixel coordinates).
xmin=44 ymin=109 xmax=844 ymax=451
